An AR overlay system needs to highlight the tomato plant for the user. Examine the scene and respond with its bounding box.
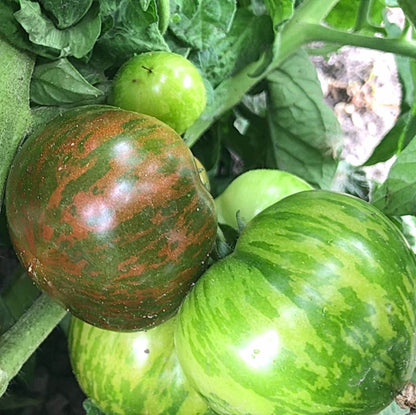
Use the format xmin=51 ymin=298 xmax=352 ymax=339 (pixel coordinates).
xmin=1 ymin=1 xmax=416 ymax=414
xmin=68 ymin=315 xmax=213 ymax=415
xmin=176 ymin=190 xmax=416 ymax=415
xmin=215 ymin=169 xmax=313 ymax=229
xmin=109 ymin=51 xmax=207 ymax=134
xmin=5 ymin=105 xmax=217 ymax=332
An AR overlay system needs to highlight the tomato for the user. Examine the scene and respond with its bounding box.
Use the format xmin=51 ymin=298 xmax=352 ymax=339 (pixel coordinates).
xmin=109 ymin=51 xmax=207 ymax=134
xmin=69 ymin=315 xmax=213 ymax=415
xmin=5 ymin=105 xmax=217 ymax=331
xmin=215 ymin=169 xmax=313 ymax=229
xmin=175 ymin=190 xmax=416 ymax=414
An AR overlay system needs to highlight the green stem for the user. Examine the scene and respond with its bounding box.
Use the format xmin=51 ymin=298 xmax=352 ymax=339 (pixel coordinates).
xmin=305 ymin=23 xmax=416 ymax=58
xmin=0 ymin=294 xmax=67 ymax=397
xmin=156 ymin=0 xmax=170 ymax=35
xmin=354 ymin=0 xmax=372 ymax=31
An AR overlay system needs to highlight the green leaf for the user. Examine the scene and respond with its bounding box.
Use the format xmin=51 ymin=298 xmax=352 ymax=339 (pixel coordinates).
xmin=169 ymin=0 xmax=237 ymax=49
xmin=398 ymin=0 xmax=416 ymax=29
xmin=30 ymin=58 xmax=104 ymax=106
xmin=395 ymin=55 xmax=416 ymax=113
xmin=92 ymin=0 xmax=169 ymax=72
xmin=264 ymin=0 xmax=295 ymax=30
xmin=39 ymin=0 xmax=93 ymax=29
xmin=362 ymin=112 xmax=410 ymax=166
xmin=400 ymin=214 xmax=416 ymax=253
xmin=0 ymin=36 xmax=34 ymax=207
xmin=14 ymin=0 xmax=101 ymax=59
xmin=30 ymin=106 xmax=68 ymax=137
xmin=266 ymin=49 xmax=342 ymax=189
xmin=325 ymin=0 xmax=386 ymax=30
xmin=363 ymin=50 xmax=416 ymax=166
xmin=192 ymin=8 xmax=274 ymax=86
xmin=83 ymin=399 xmax=105 ymax=415
xmin=372 ymin=136 xmax=416 ymax=216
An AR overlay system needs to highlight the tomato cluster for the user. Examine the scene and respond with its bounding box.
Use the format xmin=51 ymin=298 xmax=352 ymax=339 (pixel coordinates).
xmin=6 ymin=51 xmax=416 ymax=415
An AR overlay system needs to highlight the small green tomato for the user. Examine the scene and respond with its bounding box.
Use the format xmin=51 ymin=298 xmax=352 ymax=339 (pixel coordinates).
xmin=109 ymin=51 xmax=207 ymax=134
xmin=215 ymin=169 xmax=313 ymax=229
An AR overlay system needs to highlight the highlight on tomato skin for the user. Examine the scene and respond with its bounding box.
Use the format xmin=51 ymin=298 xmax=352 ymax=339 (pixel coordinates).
xmin=109 ymin=51 xmax=207 ymax=135
xmin=5 ymin=105 xmax=217 ymax=332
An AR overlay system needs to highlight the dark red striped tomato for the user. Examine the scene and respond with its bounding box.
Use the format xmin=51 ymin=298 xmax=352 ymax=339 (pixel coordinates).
xmin=5 ymin=105 xmax=217 ymax=331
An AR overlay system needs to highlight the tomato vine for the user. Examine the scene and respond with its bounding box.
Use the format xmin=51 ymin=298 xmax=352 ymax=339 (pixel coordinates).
xmin=1 ymin=0 xmax=416 ymax=411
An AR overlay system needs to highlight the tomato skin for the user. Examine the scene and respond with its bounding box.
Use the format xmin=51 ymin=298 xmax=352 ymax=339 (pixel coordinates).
xmin=5 ymin=105 xmax=217 ymax=331
xmin=175 ymin=190 xmax=416 ymax=415
xmin=215 ymin=169 xmax=312 ymax=229
xmin=109 ymin=51 xmax=207 ymax=134
xmin=68 ymin=316 xmax=213 ymax=415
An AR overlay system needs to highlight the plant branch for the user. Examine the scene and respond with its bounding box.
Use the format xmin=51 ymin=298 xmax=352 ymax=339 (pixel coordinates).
xmin=0 ymin=293 xmax=67 ymax=397
xmin=305 ymin=23 xmax=416 ymax=59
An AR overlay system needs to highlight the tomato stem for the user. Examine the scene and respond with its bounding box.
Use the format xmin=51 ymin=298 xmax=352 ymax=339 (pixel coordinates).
xmin=0 ymin=294 xmax=67 ymax=397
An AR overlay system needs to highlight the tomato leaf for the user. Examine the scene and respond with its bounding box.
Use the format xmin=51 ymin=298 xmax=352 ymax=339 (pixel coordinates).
xmin=264 ymin=0 xmax=295 ymax=30
xmin=191 ymin=8 xmax=274 ymax=87
xmin=190 ymin=9 xmax=273 ymax=86
xmin=38 ymin=0 xmax=93 ymax=29
xmin=83 ymin=399 xmax=105 ymax=415
xmin=362 ymin=112 xmax=410 ymax=166
xmin=169 ymin=0 xmax=237 ymax=49
xmin=372 ymin=136 xmax=416 ymax=216
xmin=0 ymin=36 xmax=34 ymax=208
xmin=30 ymin=59 xmax=104 ymax=106
xmin=91 ymin=0 xmax=169 ymax=72
xmin=325 ymin=0 xmax=386 ymax=30
xmin=14 ymin=0 xmax=101 ymax=59
xmin=398 ymin=0 xmax=416 ymax=29
xmin=266 ymin=49 xmax=343 ymax=189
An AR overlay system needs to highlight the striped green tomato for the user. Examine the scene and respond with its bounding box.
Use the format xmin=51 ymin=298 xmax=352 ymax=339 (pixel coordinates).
xmin=215 ymin=169 xmax=313 ymax=229
xmin=5 ymin=105 xmax=217 ymax=331
xmin=69 ymin=315 xmax=214 ymax=415
xmin=175 ymin=190 xmax=416 ymax=414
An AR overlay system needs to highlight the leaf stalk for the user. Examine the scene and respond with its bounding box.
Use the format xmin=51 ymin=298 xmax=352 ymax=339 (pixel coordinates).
xmin=0 ymin=294 xmax=67 ymax=397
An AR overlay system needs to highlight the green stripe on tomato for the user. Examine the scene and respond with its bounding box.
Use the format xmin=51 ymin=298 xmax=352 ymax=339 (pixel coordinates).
xmin=69 ymin=316 xmax=213 ymax=415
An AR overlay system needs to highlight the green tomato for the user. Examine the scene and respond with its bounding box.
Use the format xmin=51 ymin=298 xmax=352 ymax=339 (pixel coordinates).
xmin=215 ymin=169 xmax=312 ymax=229
xmin=175 ymin=190 xmax=416 ymax=415
xmin=68 ymin=315 xmax=213 ymax=415
xmin=109 ymin=51 xmax=207 ymax=134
